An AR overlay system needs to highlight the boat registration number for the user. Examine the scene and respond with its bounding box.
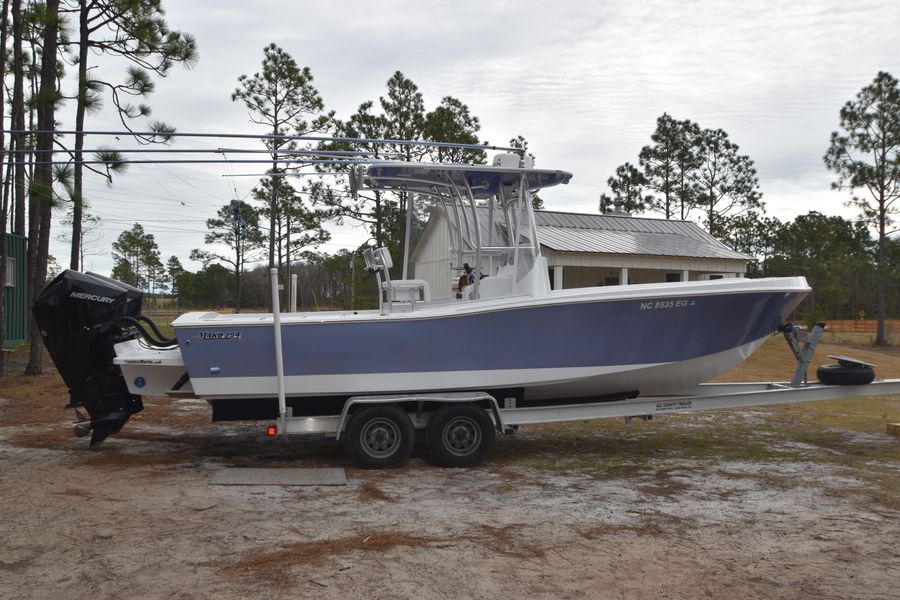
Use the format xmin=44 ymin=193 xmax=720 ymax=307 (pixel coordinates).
xmin=198 ymin=331 xmax=242 ymax=340
xmin=640 ymin=298 xmax=696 ymax=310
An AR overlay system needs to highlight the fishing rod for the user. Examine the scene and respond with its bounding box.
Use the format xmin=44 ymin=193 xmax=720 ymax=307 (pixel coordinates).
xmin=222 ymin=172 xmax=343 ymax=178
xmin=33 ymin=147 xmax=389 ymax=157
xmin=4 ymin=130 xmax=521 ymax=153
xmin=5 ymin=158 xmax=388 ymax=167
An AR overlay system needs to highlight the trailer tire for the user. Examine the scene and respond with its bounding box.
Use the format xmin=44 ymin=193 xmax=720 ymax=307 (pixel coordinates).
xmin=426 ymin=404 xmax=495 ymax=468
xmin=816 ymin=364 xmax=875 ymax=386
xmin=345 ymin=405 xmax=414 ymax=468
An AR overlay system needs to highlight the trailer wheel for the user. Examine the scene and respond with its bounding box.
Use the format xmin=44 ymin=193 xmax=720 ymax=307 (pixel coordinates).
xmin=345 ymin=405 xmax=414 ymax=468
xmin=816 ymin=364 xmax=875 ymax=386
xmin=426 ymin=404 xmax=495 ymax=468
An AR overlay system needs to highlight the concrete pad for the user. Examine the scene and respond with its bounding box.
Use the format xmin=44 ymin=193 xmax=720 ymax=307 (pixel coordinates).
xmin=210 ymin=468 xmax=347 ymax=486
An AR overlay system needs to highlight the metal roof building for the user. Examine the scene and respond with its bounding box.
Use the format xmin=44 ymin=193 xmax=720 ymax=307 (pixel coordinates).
xmin=412 ymin=209 xmax=750 ymax=300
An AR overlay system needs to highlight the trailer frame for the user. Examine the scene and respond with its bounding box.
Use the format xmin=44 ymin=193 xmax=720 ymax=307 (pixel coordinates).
xmin=272 ymin=378 xmax=900 ymax=438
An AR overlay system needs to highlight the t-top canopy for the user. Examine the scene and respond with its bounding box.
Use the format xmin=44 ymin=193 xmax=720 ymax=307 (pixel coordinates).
xmin=363 ymin=162 xmax=572 ymax=198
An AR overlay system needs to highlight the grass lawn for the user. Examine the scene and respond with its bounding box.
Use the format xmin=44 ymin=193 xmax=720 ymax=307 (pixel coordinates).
xmin=488 ymin=335 xmax=900 ymax=508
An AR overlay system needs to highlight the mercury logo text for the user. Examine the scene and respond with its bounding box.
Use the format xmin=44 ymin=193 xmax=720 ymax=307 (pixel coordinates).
xmin=69 ymin=292 xmax=115 ymax=304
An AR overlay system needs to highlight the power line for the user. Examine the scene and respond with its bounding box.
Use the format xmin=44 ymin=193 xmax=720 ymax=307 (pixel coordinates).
xmin=102 ymin=217 xmax=209 ymax=223
xmin=82 ymin=182 xmax=222 ymax=206
xmin=132 ymin=154 xmax=225 ymax=203
xmin=7 ymin=129 xmax=518 ymax=153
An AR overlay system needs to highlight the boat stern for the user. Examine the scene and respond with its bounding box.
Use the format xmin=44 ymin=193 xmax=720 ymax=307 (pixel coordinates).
xmin=113 ymin=339 xmax=190 ymax=397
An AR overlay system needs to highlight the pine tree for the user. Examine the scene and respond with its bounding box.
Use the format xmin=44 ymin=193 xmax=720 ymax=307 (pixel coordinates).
xmin=232 ymin=43 xmax=331 ymax=297
xmin=694 ymin=128 xmax=762 ymax=240
xmin=191 ymin=200 xmax=265 ymax=312
xmin=24 ymin=0 xmax=61 ymax=374
xmin=111 ymin=223 xmax=162 ymax=291
xmin=824 ymin=71 xmax=900 ymax=345
xmin=638 ymin=114 xmax=703 ymax=220
xmin=63 ymin=0 xmax=197 ymax=270
xmin=380 ymin=72 xmax=425 ymax=277
xmin=422 ymin=96 xmax=485 ymax=164
xmin=599 ymin=163 xmax=652 ymax=214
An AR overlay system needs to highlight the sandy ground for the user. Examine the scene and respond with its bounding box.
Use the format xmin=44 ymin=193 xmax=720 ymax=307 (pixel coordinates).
xmin=1 ymin=403 xmax=899 ymax=599
xmin=2 ymin=338 xmax=900 ymax=599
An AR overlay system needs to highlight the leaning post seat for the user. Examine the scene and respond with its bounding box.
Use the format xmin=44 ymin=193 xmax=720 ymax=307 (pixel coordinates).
xmin=367 ymin=246 xmax=431 ymax=312
xmin=383 ymin=279 xmax=431 ymax=306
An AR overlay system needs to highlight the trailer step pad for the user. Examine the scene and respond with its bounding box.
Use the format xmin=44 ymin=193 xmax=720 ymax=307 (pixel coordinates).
xmin=827 ymin=354 xmax=876 ymax=368
xmin=210 ymin=468 xmax=347 ymax=486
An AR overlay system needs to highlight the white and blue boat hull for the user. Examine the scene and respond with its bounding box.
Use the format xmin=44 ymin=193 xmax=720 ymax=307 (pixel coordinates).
xmin=127 ymin=277 xmax=809 ymax=403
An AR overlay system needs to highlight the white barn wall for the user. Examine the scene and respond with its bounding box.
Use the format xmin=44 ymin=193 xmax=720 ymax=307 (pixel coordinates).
xmin=560 ymin=266 xmax=738 ymax=288
xmin=413 ymin=212 xmax=454 ymax=300
xmin=542 ymin=250 xmax=747 ymax=275
xmin=413 ymin=211 xmax=503 ymax=300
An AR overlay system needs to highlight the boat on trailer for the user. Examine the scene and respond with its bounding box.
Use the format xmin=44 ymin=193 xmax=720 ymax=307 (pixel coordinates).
xmin=34 ymin=148 xmax=900 ymax=468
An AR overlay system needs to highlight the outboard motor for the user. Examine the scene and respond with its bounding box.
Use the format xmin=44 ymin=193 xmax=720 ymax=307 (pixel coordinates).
xmin=33 ymin=270 xmax=146 ymax=445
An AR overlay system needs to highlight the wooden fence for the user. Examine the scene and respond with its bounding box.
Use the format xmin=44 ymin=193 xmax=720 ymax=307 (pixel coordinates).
xmin=825 ymin=319 xmax=900 ymax=334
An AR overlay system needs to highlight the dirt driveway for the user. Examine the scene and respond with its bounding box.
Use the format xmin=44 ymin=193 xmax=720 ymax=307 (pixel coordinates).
xmin=2 ymin=389 xmax=899 ymax=600
xmin=2 ymin=336 xmax=900 ymax=600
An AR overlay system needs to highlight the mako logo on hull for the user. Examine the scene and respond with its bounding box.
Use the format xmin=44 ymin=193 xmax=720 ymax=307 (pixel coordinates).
xmin=69 ymin=291 xmax=116 ymax=304
xmin=198 ymin=331 xmax=242 ymax=341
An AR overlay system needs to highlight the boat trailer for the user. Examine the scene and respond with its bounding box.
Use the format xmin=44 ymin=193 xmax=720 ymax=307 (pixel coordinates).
xmin=261 ymin=279 xmax=900 ymax=467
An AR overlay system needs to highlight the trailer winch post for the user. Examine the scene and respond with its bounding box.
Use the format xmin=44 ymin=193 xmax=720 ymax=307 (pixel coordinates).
xmin=270 ymin=268 xmax=288 ymax=435
xmin=780 ymin=322 xmax=825 ymax=387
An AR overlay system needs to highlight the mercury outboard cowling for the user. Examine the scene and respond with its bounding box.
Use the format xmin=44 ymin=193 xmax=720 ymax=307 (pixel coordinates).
xmin=33 ymin=270 xmax=145 ymax=445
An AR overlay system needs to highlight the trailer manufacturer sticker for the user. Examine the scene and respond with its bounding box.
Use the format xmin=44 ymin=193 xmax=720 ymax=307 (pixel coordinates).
xmin=198 ymin=331 xmax=242 ymax=341
xmin=655 ymin=400 xmax=692 ymax=412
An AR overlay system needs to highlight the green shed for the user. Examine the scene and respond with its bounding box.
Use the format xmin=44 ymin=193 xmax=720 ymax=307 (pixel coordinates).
xmin=3 ymin=233 xmax=27 ymax=350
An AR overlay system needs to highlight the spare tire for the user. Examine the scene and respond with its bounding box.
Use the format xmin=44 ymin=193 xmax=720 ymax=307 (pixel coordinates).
xmin=816 ymin=364 xmax=875 ymax=385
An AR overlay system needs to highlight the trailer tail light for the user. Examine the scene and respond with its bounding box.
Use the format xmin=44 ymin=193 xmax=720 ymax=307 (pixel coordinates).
xmin=266 ymin=425 xmax=277 ymax=436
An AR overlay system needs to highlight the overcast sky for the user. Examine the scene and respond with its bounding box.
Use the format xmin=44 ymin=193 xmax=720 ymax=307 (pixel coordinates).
xmin=50 ymin=0 xmax=900 ymax=274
